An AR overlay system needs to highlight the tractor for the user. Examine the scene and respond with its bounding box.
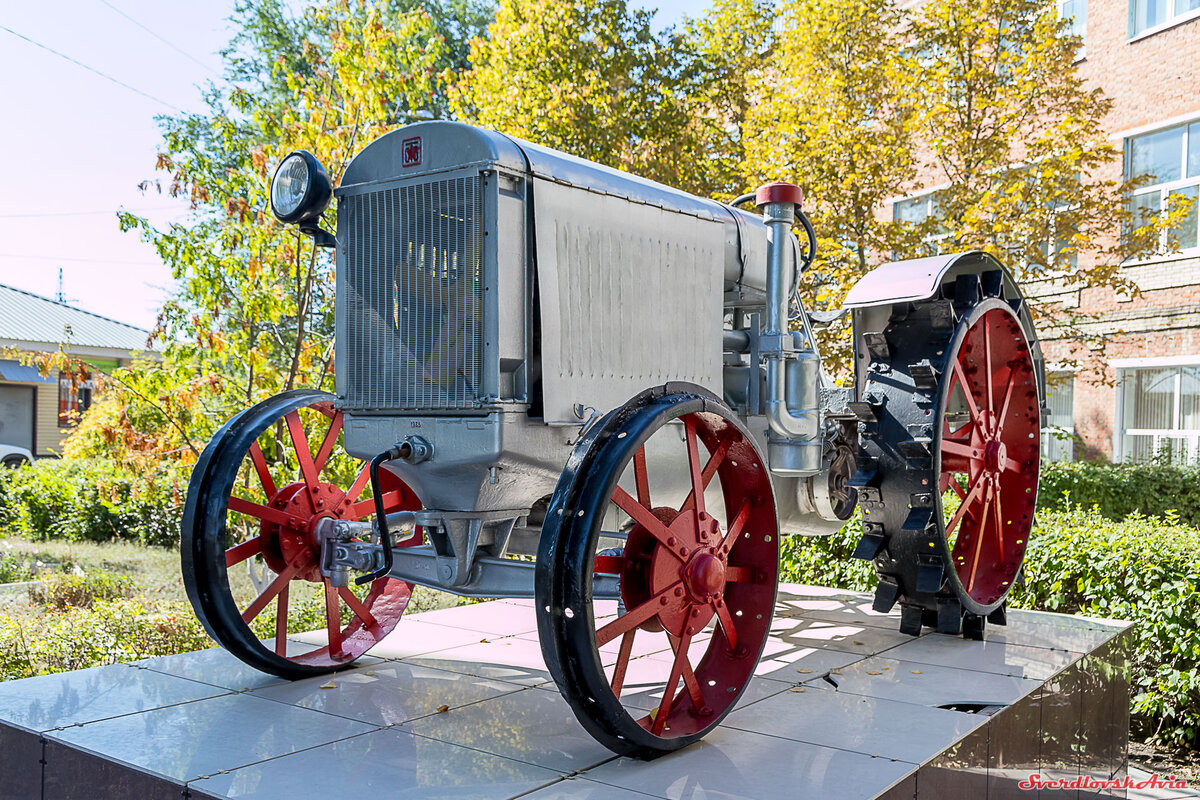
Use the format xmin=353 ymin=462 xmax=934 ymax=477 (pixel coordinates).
xmin=182 ymin=122 xmax=1044 ymax=757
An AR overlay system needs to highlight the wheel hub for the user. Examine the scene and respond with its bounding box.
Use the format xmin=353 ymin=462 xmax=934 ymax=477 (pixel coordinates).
xmin=684 ymin=551 xmax=725 ymax=600
xmin=984 ymin=440 xmax=1008 ymax=473
xmin=260 ymin=481 xmax=347 ymax=582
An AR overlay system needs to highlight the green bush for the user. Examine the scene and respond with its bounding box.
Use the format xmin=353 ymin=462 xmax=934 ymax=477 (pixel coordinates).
xmin=0 ymin=597 xmax=212 ymax=680
xmin=782 ymin=504 xmax=1200 ymax=751
xmin=29 ymin=572 xmax=135 ymax=611
xmin=0 ymin=459 xmax=185 ymax=547
xmin=0 ymin=559 xmax=373 ymax=681
xmin=1038 ymin=460 xmax=1200 ymax=527
xmin=1012 ymin=506 xmax=1200 ymax=750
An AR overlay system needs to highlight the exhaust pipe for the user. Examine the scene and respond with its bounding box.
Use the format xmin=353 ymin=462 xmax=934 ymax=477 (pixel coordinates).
xmin=756 ymin=183 xmax=821 ymax=474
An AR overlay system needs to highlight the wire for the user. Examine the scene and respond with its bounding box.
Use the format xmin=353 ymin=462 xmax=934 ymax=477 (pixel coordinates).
xmin=0 ymin=207 xmax=177 ymax=219
xmin=97 ymin=0 xmax=218 ymax=76
xmin=0 ymin=253 xmax=162 ymax=266
xmin=0 ymin=24 xmax=184 ymax=112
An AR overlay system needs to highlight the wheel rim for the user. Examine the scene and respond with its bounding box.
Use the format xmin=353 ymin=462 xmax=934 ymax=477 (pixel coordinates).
xmin=937 ymin=303 xmax=1040 ymax=607
xmin=539 ymin=389 xmax=777 ymax=755
xmin=183 ymin=391 xmax=421 ymax=676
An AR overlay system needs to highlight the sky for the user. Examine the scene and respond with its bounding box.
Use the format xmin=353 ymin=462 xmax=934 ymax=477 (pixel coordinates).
xmin=0 ymin=0 xmax=709 ymax=332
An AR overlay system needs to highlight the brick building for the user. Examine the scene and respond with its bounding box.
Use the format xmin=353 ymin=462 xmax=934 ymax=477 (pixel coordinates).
xmin=895 ymin=0 xmax=1200 ymax=462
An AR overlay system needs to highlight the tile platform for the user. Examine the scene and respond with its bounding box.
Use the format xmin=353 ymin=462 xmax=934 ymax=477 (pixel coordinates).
xmin=0 ymin=584 xmax=1137 ymax=800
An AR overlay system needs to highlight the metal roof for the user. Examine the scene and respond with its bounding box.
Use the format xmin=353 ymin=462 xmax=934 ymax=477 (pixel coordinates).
xmin=0 ymin=283 xmax=155 ymax=353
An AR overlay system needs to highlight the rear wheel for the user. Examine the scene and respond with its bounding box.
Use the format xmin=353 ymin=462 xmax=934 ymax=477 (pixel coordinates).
xmin=537 ymin=385 xmax=778 ymax=758
xmin=851 ymin=276 xmax=1043 ymax=638
xmin=182 ymin=390 xmax=421 ymax=678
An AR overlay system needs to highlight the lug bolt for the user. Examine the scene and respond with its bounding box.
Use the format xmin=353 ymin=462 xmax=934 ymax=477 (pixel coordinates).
xmin=675 ymin=587 xmax=684 ymax=597
xmin=660 ymin=597 xmax=669 ymax=605
xmin=691 ymin=608 xmax=700 ymax=617
xmin=668 ymin=537 xmax=677 ymax=546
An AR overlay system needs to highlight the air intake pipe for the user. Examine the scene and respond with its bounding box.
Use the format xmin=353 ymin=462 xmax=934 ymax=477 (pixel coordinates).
xmin=756 ymin=183 xmax=821 ymax=475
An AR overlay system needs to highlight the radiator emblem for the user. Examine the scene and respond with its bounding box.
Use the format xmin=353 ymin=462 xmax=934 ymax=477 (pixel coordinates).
xmin=402 ymin=137 xmax=422 ymax=167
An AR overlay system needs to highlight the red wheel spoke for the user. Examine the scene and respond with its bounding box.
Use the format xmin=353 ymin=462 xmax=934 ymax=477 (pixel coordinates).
xmin=313 ymin=411 xmax=344 ymax=475
xmin=1004 ymin=460 xmax=1025 ymax=474
xmin=324 ymin=580 xmax=345 ymax=657
xmin=228 ymin=496 xmax=308 ymax=529
xmin=593 ymin=555 xmax=624 ymax=574
xmin=345 ymin=490 xmax=405 ymax=520
xmin=338 ymin=587 xmax=378 ymax=628
xmin=652 ymin=631 xmax=692 ymax=735
xmin=680 ymin=437 xmax=733 ymax=513
xmin=719 ymin=500 xmax=752 ymax=552
xmin=241 ymin=555 xmax=305 ymax=624
xmin=248 ymin=442 xmax=277 ymax=499
xmin=940 ymin=473 xmax=967 ymax=500
xmin=274 ymin=585 xmax=289 ymax=656
xmin=992 ymin=491 xmax=1005 ymax=562
xmin=997 ymin=367 xmax=1016 ymax=433
xmin=941 ymin=440 xmax=979 ymax=461
xmin=633 ymin=447 xmax=651 ymax=508
xmin=725 ymin=565 xmax=755 ymax=583
xmin=984 ymin=318 xmax=995 ymax=414
xmin=596 ymin=580 xmax=682 ymax=647
xmin=337 ymin=465 xmax=372 ymax=510
xmin=610 ymin=629 xmax=636 ymax=696
xmin=966 ymin=490 xmax=992 ymax=595
xmin=945 ymin=474 xmax=986 ymax=537
xmin=667 ymin=633 xmax=706 ymax=712
xmin=225 ymin=536 xmax=264 ymax=567
xmin=713 ymin=601 xmax=740 ymax=651
xmin=952 ymin=361 xmax=985 ymax=427
xmin=284 ymin=411 xmax=321 ymax=494
xmin=683 ymin=415 xmax=707 ymax=528
xmin=612 ymin=487 xmax=686 ymax=562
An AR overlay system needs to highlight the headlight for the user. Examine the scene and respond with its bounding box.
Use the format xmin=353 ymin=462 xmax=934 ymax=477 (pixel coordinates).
xmin=270 ymin=150 xmax=332 ymax=224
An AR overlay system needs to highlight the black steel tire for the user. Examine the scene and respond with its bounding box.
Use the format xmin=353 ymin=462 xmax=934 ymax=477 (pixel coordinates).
xmin=850 ymin=272 xmax=1044 ymax=639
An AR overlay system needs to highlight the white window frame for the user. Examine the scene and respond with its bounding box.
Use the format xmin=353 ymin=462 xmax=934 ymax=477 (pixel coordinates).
xmin=1128 ymin=0 xmax=1200 ymax=42
xmin=1057 ymin=0 xmax=1087 ymax=59
xmin=1112 ymin=356 xmax=1200 ymax=463
xmin=1042 ymin=369 xmax=1076 ymax=462
xmin=1124 ymin=120 xmax=1200 ymax=264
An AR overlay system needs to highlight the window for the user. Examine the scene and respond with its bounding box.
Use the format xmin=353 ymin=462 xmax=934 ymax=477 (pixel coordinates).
xmin=1119 ymin=364 xmax=1200 ymax=463
xmin=893 ymin=191 xmax=949 ymax=255
xmin=57 ymin=370 xmax=94 ymax=427
xmin=1042 ymin=373 xmax=1075 ymax=462
xmin=1059 ymin=0 xmax=1087 ymax=50
xmin=1130 ymin=0 xmax=1200 ymax=38
xmin=1126 ymin=121 xmax=1200 ymax=254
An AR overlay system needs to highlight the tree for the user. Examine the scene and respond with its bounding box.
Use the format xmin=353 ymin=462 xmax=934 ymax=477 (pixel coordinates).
xmin=910 ymin=0 xmax=1191 ymax=362
xmin=674 ymin=0 xmax=776 ymax=198
xmin=71 ymin=0 xmax=456 ymax=464
xmin=741 ymin=0 xmax=921 ymax=374
xmin=449 ymin=0 xmax=699 ymax=187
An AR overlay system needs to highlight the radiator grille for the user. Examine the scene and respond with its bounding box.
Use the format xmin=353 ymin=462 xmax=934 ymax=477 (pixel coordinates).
xmin=342 ymin=177 xmax=484 ymax=410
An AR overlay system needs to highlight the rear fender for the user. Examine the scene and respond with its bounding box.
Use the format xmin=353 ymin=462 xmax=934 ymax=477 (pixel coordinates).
xmin=843 ymin=251 xmax=1044 ymax=402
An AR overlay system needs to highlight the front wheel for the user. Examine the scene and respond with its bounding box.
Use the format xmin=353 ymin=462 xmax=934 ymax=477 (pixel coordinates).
xmin=536 ymin=385 xmax=779 ymax=758
xmin=181 ymin=390 xmax=421 ymax=678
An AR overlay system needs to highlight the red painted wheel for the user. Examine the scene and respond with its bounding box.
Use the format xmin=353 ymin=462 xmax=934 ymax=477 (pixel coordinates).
xmin=852 ymin=269 xmax=1044 ymax=639
xmin=537 ymin=386 xmax=778 ymax=757
xmin=182 ymin=390 xmax=421 ymax=678
xmin=938 ymin=303 xmax=1040 ymax=608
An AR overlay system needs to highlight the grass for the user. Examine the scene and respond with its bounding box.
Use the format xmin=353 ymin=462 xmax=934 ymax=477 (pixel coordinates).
xmin=0 ymin=535 xmax=465 ymax=681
